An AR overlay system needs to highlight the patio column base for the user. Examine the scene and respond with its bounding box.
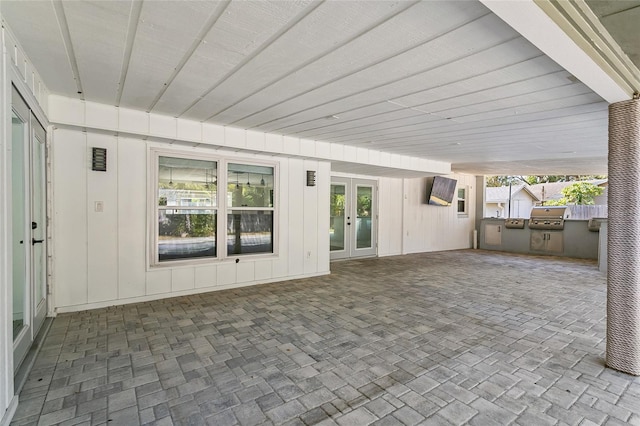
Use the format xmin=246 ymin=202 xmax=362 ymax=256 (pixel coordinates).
xmin=607 ymin=97 xmax=640 ymax=376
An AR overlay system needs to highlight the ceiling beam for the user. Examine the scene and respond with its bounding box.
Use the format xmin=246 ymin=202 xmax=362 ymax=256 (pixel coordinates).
xmin=479 ymin=0 xmax=631 ymax=104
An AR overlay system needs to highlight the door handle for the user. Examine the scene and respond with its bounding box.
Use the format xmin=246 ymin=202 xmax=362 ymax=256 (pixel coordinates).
xmin=32 ymin=238 xmax=44 ymax=245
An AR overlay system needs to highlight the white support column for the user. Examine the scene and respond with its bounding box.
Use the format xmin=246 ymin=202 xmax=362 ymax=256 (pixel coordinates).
xmin=607 ymin=97 xmax=640 ymax=376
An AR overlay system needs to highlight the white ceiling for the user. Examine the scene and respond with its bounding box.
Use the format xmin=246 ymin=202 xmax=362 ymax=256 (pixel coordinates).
xmin=1 ymin=0 xmax=631 ymax=176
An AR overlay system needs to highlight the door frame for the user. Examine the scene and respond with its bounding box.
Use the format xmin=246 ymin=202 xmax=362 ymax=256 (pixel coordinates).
xmin=330 ymin=177 xmax=378 ymax=260
xmin=10 ymin=83 xmax=49 ymax=374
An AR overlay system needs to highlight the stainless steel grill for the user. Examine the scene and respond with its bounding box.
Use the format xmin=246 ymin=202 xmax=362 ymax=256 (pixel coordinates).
xmin=529 ymin=206 xmax=568 ymax=230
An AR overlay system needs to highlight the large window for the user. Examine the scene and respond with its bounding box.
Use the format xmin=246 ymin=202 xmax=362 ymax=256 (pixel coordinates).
xmin=227 ymin=163 xmax=274 ymax=255
xmin=153 ymin=151 xmax=276 ymax=265
xmin=158 ymin=156 xmax=218 ymax=261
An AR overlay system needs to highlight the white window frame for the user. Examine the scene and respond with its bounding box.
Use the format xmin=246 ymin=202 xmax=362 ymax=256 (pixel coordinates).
xmin=457 ymin=185 xmax=468 ymax=216
xmin=148 ymin=148 xmax=278 ymax=268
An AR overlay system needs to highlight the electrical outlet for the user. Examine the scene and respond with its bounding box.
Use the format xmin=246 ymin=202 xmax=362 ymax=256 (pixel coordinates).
xmin=95 ymin=201 xmax=104 ymax=212
xmin=306 ymin=251 xmax=312 ymax=259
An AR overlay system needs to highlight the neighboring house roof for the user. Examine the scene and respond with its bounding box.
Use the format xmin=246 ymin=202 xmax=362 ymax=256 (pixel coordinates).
xmin=485 ymin=184 xmax=540 ymax=203
xmin=529 ymin=179 xmax=608 ymax=202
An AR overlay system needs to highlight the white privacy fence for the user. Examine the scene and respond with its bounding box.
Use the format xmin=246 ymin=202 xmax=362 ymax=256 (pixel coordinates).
xmin=565 ymin=205 xmax=608 ymax=220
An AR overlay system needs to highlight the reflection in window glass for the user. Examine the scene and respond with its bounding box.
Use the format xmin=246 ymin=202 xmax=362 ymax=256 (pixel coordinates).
xmin=227 ymin=163 xmax=274 ymax=208
xmin=158 ymin=210 xmax=216 ymax=260
xmin=457 ymin=188 xmax=466 ymax=214
xmin=154 ymin=154 xmax=277 ymax=264
xmin=159 ymin=156 xmax=217 ymax=207
xmin=330 ymin=184 xmax=346 ymax=252
xmin=356 ymin=186 xmax=373 ymax=249
xmin=157 ymin=156 xmax=217 ymax=262
xmin=227 ymin=210 xmax=273 ymax=255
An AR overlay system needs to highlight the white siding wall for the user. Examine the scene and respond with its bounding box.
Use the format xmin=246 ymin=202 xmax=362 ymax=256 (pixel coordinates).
xmin=400 ymin=174 xmax=476 ymax=254
xmin=378 ymin=177 xmax=403 ymax=257
xmin=52 ymin=128 xmax=331 ymax=312
xmin=376 ymin=174 xmax=477 ymax=257
xmin=485 ymin=202 xmax=504 ymax=218
xmin=511 ymin=193 xmax=535 ymax=218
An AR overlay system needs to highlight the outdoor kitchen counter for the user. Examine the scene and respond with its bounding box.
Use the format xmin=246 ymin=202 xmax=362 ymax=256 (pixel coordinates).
xmin=479 ymin=218 xmax=600 ymax=260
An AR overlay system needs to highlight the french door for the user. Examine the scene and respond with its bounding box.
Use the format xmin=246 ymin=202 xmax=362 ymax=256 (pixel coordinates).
xmin=330 ymin=177 xmax=377 ymax=260
xmin=12 ymin=85 xmax=47 ymax=373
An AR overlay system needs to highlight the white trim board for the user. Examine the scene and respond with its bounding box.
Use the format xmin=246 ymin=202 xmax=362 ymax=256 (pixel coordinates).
xmin=55 ymin=270 xmax=329 ymax=314
xmin=48 ymin=95 xmax=451 ymax=177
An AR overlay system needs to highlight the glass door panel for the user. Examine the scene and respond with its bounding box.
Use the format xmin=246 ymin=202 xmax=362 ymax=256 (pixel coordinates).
xmin=12 ymin=110 xmax=27 ymax=342
xmin=12 ymin=85 xmax=48 ymax=374
xmin=355 ymin=186 xmax=373 ymax=249
xmin=330 ymin=183 xmax=347 ymax=252
xmin=330 ymin=178 xmax=377 ymax=260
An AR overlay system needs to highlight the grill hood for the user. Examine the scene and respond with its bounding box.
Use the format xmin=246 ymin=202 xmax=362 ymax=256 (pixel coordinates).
xmin=529 ymin=206 xmax=569 ymax=230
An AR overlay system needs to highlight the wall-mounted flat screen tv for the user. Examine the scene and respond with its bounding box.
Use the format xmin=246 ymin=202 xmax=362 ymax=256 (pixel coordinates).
xmin=426 ymin=176 xmax=457 ymax=206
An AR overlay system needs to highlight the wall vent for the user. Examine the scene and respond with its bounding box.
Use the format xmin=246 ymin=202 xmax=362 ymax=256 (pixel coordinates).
xmin=92 ymin=147 xmax=107 ymax=172
xmin=306 ymin=170 xmax=316 ymax=186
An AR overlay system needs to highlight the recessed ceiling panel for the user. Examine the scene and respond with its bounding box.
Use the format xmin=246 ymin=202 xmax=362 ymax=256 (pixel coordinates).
xmin=63 ymin=1 xmax=131 ymax=104
xmin=184 ymin=1 xmax=424 ymax=122
xmin=1 ymin=1 xmax=77 ymax=95
xmin=298 ymin=71 xmax=574 ymax=140
xmin=235 ymin=13 xmax=521 ymax=131
xmin=208 ymin=0 xmax=490 ymax=124
xmin=154 ymin=0 xmax=316 ymax=117
xmin=248 ymin=37 xmax=543 ymax=133
xmin=329 ymin=102 xmax=608 ymax=145
xmin=119 ymin=1 xmax=222 ymax=110
xmin=453 ymin=157 xmax=608 ymax=175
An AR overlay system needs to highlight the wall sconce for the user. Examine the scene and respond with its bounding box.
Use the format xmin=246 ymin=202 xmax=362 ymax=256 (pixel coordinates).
xmin=92 ymin=147 xmax=107 ymax=172
xmin=306 ymin=170 xmax=316 ymax=187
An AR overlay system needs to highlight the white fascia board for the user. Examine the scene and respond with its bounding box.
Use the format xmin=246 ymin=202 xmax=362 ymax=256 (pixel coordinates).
xmin=480 ymin=0 xmax=630 ymax=104
xmin=47 ymin=95 xmax=451 ymax=177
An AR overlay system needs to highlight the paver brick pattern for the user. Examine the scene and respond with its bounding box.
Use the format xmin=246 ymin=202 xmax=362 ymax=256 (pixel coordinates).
xmin=11 ymin=250 xmax=640 ymax=425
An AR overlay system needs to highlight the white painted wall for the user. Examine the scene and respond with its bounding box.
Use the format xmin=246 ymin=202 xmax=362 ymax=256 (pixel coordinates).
xmin=51 ymin=128 xmax=331 ymax=312
xmin=400 ymin=174 xmax=476 ymax=254
xmin=378 ymin=177 xmax=404 ymax=257
xmin=510 ymin=193 xmax=535 ymax=218
xmin=485 ymin=192 xmax=535 ymax=218
xmin=485 ymin=202 xmax=505 ymax=218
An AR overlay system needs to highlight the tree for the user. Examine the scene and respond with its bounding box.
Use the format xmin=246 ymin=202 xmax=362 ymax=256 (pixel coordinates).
xmin=561 ymin=182 xmax=604 ymax=205
xmin=545 ymin=182 xmax=604 ymax=205
xmin=486 ymin=175 xmax=607 ymax=187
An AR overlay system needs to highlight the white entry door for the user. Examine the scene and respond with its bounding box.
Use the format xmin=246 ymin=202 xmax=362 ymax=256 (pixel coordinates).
xmin=330 ymin=177 xmax=377 ymax=260
xmin=12 ymin=85 xmax=48 ymax=373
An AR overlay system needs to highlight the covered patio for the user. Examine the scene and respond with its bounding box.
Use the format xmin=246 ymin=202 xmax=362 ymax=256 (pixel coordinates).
xmin=11 ymin=251 xmax=639 ymax=425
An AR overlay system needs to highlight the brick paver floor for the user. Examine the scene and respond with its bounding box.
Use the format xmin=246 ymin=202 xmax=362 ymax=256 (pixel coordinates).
xmin=10 ymin=250 xmax=640 ymax=425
